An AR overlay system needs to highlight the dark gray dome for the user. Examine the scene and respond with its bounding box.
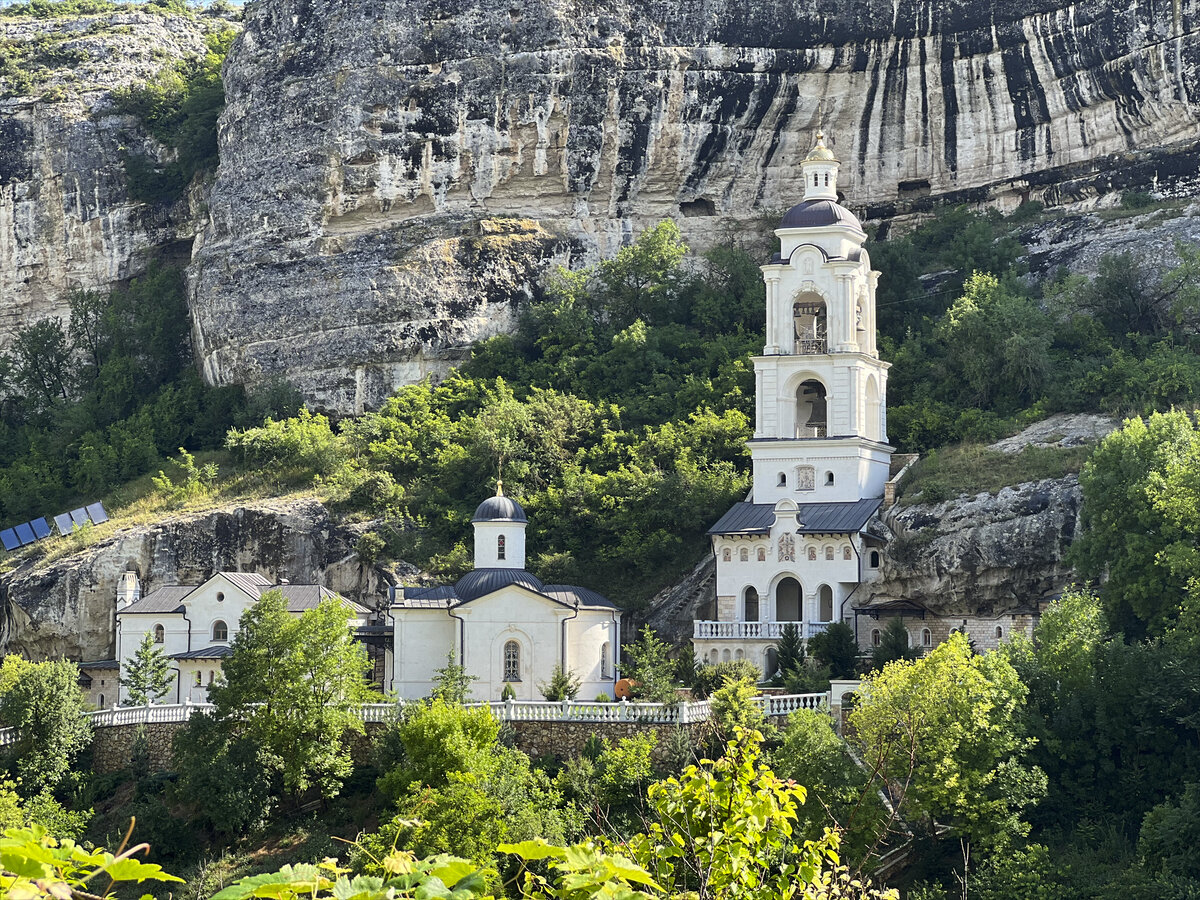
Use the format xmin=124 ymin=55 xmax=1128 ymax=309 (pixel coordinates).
xmin=471 ymin=494 xmax=527 ymax=523
xmin=454 ymin=568 xmax=544 ymax=602
xmin=779 ymin=199 xmax=862 ymax=231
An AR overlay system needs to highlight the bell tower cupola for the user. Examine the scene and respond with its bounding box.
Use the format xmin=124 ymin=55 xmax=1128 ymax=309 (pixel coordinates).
xmin=471 ymin=480 xmax=527 ymax=570
xmin=801 ymin=130 xmax=839 ymax=202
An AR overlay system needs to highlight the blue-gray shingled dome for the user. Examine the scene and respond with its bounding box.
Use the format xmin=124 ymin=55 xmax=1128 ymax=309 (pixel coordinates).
xmin=779 ymin=199 xmax=862 ymax=231
xmin=471 ymin=494 xmax=527 ymax=523
xmin=454 ymin=568 xmax=544 ymax=602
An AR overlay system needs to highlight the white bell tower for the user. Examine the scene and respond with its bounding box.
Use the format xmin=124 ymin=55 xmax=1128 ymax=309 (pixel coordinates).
xmin=753 ymin=131 xmax=892 ymax=505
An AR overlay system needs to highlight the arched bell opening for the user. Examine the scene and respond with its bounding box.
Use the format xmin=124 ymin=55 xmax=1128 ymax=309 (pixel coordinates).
xmin=796 ymin=380 xmax=827 ymax=438
xmin=793 ymin=297 xmax=827 ymax=354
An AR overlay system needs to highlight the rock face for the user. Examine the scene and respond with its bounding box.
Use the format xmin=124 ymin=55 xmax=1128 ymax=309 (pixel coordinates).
xmin=0 ymin=497 xmax=392 ymax=662
xmin=191 ymin=0 xmax=1200 ymax=412
xmin=0 ymin=11 xmax=224 ymax=347
xmin=867 ymin=476 xmax=1082 ymax=616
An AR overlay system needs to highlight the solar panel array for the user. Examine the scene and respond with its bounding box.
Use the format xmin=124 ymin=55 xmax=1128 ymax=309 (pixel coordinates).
xmin=1 ymin=502 xmax=108 ymax=552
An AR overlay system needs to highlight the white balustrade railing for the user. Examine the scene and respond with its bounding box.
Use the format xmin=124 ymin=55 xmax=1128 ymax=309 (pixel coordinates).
xmin=18 ymin=692 xmax=835 ymax=745
xmin=0 ymin=726 xmax=16 ymax=747
xmin=806 ymin=622 xmax=832 ymax=638
xmin=693 ymin=621 xmax=838 ymax=640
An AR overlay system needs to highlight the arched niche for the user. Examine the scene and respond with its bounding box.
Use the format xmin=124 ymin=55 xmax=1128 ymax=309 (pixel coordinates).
xmin=795 ymin=379 xmax=827 ymax=438
xmin=792 ymin=293 xmax=827 ymax=355
xmin=865 ymin=375 xmax=882 ymax=441
xmin=776 ymin=577 xmax=802 ymax=621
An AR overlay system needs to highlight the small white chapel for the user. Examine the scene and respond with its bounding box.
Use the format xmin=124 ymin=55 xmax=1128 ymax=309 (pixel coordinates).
xmin=389 ymin=486 xmax=620 ymax=700
xmin=693 ymin=131 xmax=894 ymax=673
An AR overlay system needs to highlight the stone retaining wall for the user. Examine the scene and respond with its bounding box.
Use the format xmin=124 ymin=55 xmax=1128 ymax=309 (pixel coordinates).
xmin=88 ymin=713 xmax=810 ymax=775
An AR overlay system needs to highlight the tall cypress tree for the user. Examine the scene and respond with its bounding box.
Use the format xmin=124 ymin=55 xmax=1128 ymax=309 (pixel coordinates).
xmin=120 ymin=632 xmax=174 ymax=706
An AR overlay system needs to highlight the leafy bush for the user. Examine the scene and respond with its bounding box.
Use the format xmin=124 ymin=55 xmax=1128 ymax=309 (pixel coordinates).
xmin=538 ymin=665 xmax=581 ymax=701
xmin=690 ymin=659 xmax=761 ymax=699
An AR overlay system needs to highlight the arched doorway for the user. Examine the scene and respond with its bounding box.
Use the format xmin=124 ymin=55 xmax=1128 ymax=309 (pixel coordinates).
xmin=818 ymin=585 xmax=834 ymax=622
xmin=744 ymin=587 xmax=759 ymax=622
xmin=776 ymin=577 xmax=802 ymax=621
xmin=796 ymin=380 xmax=827 ymax=438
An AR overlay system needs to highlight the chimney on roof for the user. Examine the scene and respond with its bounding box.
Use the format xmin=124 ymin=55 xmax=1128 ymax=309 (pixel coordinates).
xmin=116 ymin=569 xmax=141 ymax=610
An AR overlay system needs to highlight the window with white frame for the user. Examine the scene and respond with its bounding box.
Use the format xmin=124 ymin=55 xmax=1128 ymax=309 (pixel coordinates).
xmin=212 ymin=620 xmax=228 ymax=642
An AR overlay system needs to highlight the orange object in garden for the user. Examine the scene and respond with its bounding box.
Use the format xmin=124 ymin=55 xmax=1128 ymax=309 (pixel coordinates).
xmin=614 ymin=678 xmax=637 ymax=699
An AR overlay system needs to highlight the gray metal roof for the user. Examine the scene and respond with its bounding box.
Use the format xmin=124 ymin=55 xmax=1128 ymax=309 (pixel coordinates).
xmin=455 ymin=568 xmax=548 ymax=603
xmin=170 ymin=646 xmax=234 ymax=660
xmin=471 ymin=494 xmax=527 ymax=523
xmin=542 ymin=585 xmax=618 ymax=610
xmin=118 ymin=575 xmax=368 ymax=616
xmin=78 ymin=659 xmax=119 ymax=669
xmin=780 ymin=199 xmax=863 ymax=231
xmin=119 ymin=586 xmax=195 ymax=615
xmin=398 ymin=575 xmax=615 ymax=611
xmin=707 ymin=499 xmax=882 ymax=536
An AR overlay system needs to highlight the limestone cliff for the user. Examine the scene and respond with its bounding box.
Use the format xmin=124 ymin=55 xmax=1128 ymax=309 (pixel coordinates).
xmin=0 ymin=10 xmax=227 ymax=346
xmin=0 ymin=497 xmax=393 ymax=662
xmin=190 ymin=0 xmax=1200 ymax=412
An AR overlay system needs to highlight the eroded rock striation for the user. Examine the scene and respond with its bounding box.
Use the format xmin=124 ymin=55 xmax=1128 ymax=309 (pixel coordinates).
xmin=0 ymin=497 xmax=392 ymax=662
xmin=192 ymin=0 xmax=1200 ymax=412
xmin=0 ymin=11 xmax=226 ymax=346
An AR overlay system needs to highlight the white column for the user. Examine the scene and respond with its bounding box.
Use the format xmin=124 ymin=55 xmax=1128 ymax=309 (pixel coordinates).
xmin=764 ymin=275 xmax=779 ymax=354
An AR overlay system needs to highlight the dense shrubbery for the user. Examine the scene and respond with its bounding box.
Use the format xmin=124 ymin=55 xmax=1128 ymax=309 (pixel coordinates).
xmin=111 ymin=28 xmax=234 ymax=203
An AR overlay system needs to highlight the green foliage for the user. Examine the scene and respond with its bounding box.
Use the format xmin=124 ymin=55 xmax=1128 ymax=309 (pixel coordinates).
xmin=772 ymin=710 xmax=887 ymax=863
xmin=690 ymin=659 xmax=761 ymax=699
xmin=212 ymin=853 xmax=491 ymax=900
xmin=111 ymin=29 xmax=234 ymax=204
xmin=621 ymin=627 xmax=679 ymax=703
xmin=0 ymin=657 xmax=92 ymax=796
xmin=538 ymin=665 xmax=581 ymax=702
xmin=0 ymin=823 xmax=183 ymax=899
xmin=0 ymin=263 xmax=251 ymax=528
xmin=775 ymin=623 xmax=804 ymax=678
xmin=119 ymin=631 xmax=174 ymax=705
xmin=225 ymin=407 xmax=347 ymax=479
xmin=204 ymin=591 xmax=379 ymax=798
xmin=807 ymin=622 xmax=859 ymax=680
xmin=869 ymin=618 xmax=921 ymax=670
xmin=431 ymin=652 xmax=478 ymax=704
xmin=706 ymin=677 xmax=765 ymax=742
xmin=150 ymin=446 xmax=219 ymax=505
xmin=1070 ymin=410 xmax=1200 ymax=636
xmin=557 ymin=733 xmax=655 ymax=834
xmin=849 ymin=633 xmax=1045 ymax=850
xmin=378 ymin=700 xmax=500 ymax=801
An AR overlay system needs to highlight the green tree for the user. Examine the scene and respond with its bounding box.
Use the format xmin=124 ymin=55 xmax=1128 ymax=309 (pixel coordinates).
xmin=206 ymin=590 xmax=379 ymax=797
xmin=538 ymin=665 xmax=581 ymax=701
xmin=378 ymin=699 xmax=500 ymax=800
xmin=9 ymin=318 xmax=73 ymax=411
xmin=808 ymin=621 xmax=859 ymax=680
xmin=0 ymin=657 xmax=92 ymax=795
xmin=120 ymin=632 xmax=174 ymax=706
xmin=430 ymin=651 xmax=477 ymax=704
xmin=848 ymin=633 xmax=1045 ymax=850
xmin=775 ymin=623 xmax=804 ymax=678
xmin=870 ymin=617 xmax=921 ymax=670
xmin=1070 ymin=410 xmax=1200 ymax=637
xmin=707 ymin=676 xmax=765 ymax=743
xmin=622 ymin=626 xmax=679 ymax=704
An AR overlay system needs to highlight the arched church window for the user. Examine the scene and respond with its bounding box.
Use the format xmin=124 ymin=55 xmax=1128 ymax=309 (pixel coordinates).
xmin=497 ymin=534 xmax=506 ymax=560
xmin=825 ymin=546 xmax=834 ymax=561
xmin=208 ymin=670 xmax=215 ymax=684
xmin=722 ymin=548 xmax=731 ymax=562
xmin=194 ymin=671 xmax=202 ymax=686
xmin=823 ymin=173 xmax=829 ymax=186
xmin=99 ymin=694 xmax=104 ymax=707
xmin=212 ymin=620 xmax=228 ymax=642
xmin=153 ymin=624 xmax=164 ymax=644
xmin=503 ymin=640 xmax=521 ymax=682
xmin=843 ymin=545 xmax=852 ymax=560
xmin=818 ymin=585 xmax=834 ymax=622
xmin=808 ymin=547 xmax=817 ymax=561
xmin=922 ymin=628 xmax=932 ymax=647
xmin=739 ymin=548 xmax=749 ymax=562
xmin=869 ymin=550 xmax=880 ymax=568
xmin=825 ymin=471 xmax=834 ymax=486
xmin=778 ymin=472 xmax=787 ymax=486
xmin=600 ymin=642 xmax=611 ymax=679
xmin=995 ymin=625 xmax=1004 ymax=640
xmin=757 ymin=547 xmax=766 ymax=562
xmin=813 ymin=173 xmax=819 ymax=187
xmin=871 ymin=628 xmax=881 ymax=647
